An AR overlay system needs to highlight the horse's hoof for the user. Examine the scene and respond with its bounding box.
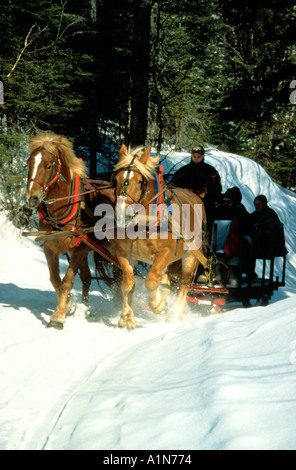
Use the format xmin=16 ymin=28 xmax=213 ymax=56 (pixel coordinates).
xmin=46 ymin=321 xmax=64 ymax=330
xmin=118 ymin=317 xmax=136 ymax=330
xmin=150 ymin=299 xmax=167 ymax=315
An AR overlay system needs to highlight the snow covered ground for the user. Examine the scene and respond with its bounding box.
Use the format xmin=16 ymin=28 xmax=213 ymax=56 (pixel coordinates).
xmin=1 ymin=148 xmax=296 ymax=451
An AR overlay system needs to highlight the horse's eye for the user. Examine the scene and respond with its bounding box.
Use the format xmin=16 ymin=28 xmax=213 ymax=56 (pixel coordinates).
xmin=46 ymin=164 xmax=52 ymax=170
xmin=138 ymin=180 xmax=143 ymax=186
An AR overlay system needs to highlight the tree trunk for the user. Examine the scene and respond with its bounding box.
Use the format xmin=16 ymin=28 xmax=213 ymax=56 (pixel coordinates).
xmin=89 ymin=0 xmax=98 ymax=178
xmin=129 ymin=0 xmax=152 ymax=148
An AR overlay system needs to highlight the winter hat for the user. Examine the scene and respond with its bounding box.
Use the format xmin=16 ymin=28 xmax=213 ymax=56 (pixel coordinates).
xmin=223 ymin=186 xmax=242 ymax=204
xmin=191 ymin=145 xmax=204 ymax=155
xmin=254 ymin=194 xmax=268 ymax=205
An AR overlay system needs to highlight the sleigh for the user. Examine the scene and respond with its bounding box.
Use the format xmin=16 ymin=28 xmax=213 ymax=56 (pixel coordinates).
xmin=186 ymin=220 xmax=287 ymax=312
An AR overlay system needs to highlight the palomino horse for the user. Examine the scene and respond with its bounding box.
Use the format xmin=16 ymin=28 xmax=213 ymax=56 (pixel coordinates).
xmin=25 ymin=132 xmax=105 ymax=329
xmin=103 ymin=144 xmax=207 ymax=329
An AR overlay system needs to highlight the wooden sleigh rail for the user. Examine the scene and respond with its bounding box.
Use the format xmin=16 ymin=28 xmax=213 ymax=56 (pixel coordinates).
xmin=22 ymin=229 xmax=77 ymax=241
xmin=22 ymin=227 xmax=94 ymax=243
xmin=22 ymin=226 xmax=121 ymax=267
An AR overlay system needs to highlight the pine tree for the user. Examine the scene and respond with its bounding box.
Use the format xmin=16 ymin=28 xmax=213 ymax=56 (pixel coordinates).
xmin=214 ymin=0 xmax=296 ymax=187
xmin=148 ymin=0 xmax=220 ymax=154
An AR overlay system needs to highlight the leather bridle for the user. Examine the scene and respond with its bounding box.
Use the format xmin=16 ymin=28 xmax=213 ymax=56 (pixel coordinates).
xmin=113 ymin=156 xmax=148 ymax=205
xmin=28 ymin=149 xmax=65 ymax=198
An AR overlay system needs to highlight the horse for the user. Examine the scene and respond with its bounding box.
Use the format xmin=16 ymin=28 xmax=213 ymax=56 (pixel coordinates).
xmin=101 ymin=144 xmax=208 ymax=329
xmin=25 ymin=132 xmax=108 ymax=329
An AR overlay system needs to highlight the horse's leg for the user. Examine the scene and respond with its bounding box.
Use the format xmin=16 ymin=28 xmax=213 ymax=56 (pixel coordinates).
xmin=160 ymin=271 xmax=171 ymax=298
xmin=112 ymin=266 xmax=123 ymax=308
xmin=43 ymin=243 xmax=63 ymax=310
xmin=117 ymin=256 xmax=136 ymax=329
xmin=177 ymin=254 xmax=198 ymax=320
xmin=47 ymin=247 xmax=88 ymax=328
xmin=145 ymin=248 xmax=172 ymax=314
xmin=78 ymin=253 xmax=91 ymax=306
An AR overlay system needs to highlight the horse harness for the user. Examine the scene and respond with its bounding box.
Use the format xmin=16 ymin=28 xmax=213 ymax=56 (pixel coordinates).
xmin=29 ymin=149 xmax=209 ymax=270
xmin=27 ymin=148 xmax=104 ymax=237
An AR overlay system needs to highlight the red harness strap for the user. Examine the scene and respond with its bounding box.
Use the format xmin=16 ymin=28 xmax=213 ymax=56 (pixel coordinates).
xmin=157 ymin=165 xmax=164 ymax=219
xmin=39 ymin=172 xmax=81 ymax=225
xmin=71 ymin=226 xmax=121 ymax=267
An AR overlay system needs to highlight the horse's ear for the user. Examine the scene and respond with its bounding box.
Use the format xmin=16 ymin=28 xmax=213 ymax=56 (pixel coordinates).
xmin=29 ymin=134 xmax=35 ymax=141
xmin=119 ymin=144 xmax=127 ymax=159
xmin=140 ymin=146 xmax=151 ymax=165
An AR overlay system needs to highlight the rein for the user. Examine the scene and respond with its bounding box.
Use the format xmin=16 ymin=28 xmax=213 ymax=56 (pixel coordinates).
xmin=44 ymin=179 xmax=113 ymax=205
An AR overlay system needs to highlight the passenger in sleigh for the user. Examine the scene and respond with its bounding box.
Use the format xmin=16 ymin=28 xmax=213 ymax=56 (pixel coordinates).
xmin=212 ymin=187 xmax=255 ymax=286
xmin=250 ymin=195 xmax=282 ymax=259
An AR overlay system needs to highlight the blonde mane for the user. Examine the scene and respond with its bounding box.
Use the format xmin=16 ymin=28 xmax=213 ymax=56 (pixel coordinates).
xmin=29 ymin=132 xmax=87 ymax=178
xmin=114 ymin=146 xmax=159 ymax=180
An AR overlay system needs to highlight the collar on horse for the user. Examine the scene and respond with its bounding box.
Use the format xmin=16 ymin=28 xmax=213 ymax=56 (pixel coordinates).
xmin=38 ymin=171 xmax=82 ymax=225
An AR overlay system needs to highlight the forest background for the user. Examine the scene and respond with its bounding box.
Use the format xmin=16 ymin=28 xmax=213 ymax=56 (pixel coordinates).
xmin=0 ymin=0 xmax=296 ymax=221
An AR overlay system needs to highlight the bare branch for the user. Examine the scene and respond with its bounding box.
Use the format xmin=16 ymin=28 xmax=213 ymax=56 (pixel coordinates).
xmin=7 ymin=23 xmax=48 ymax=78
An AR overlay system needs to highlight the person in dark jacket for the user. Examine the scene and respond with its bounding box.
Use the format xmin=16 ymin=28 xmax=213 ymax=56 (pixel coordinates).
xmin=170 ymin=145 xmax=222 ymax=283
xmin=215 ymin=187 xmax=254 ymax=241
xmin=170 ymin=145 xmax=222 ymax=233
xmin=213 ymin=187 xmax=254 ymax=286
xmin=250 ymin=194 xmax=281 ymax=258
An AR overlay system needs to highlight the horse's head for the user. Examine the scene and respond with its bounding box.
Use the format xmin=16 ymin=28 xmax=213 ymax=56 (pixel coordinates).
xmin=26 ymin=145 xmax=62 ymax=208
xmin=113 ymin=144 xmax=151 ymax=203
xmin=25 ymin=133 xmax=86 ymax=209
xmin=112 ymin=144 xmax=156 ymax=227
